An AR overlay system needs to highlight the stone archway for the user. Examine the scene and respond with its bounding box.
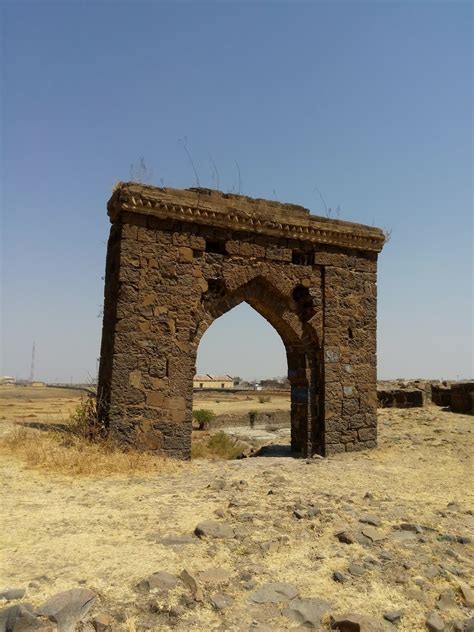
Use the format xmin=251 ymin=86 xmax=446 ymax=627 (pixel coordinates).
xmin=97 ymin=183 xmax=385 ymax=459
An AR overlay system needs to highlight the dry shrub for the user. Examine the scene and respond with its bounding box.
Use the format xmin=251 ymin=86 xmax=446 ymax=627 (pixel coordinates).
xmin=192 ymin=431 xmax=247 ymax=460
xmin=0 ymin=426 xmax=176 ymax=477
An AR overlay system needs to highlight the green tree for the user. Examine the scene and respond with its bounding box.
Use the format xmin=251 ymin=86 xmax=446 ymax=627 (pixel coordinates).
xmin=193 ymin=409 xmax=215 ymax=431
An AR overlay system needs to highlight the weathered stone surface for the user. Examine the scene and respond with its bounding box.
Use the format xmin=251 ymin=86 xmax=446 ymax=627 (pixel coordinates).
xmin=97 ymin=183 xmax=385 ymax=458
xmin=331 ymin=612 xmax=391 ymax=631
xmin=91 ymin=612 xmax=114 ymax=632
xmin=392 ymin=530 xmax=417 ymax=543
xmin=383 ymin=610 xmax=403 ymax=623
xmin=435 ymin=589 xmax=457 ymax=611
xmin=459 ymin=582 xmax=474 ymax=608
xmin=180 ymin=570 xmax=203 ymax=602
xmin=359 ymin=515 xmax=380 ymax=527
xmin=210 ymin=594 xmax=233 ymax=610
xmin=377 ymin=388 xmax=424 ymax=408
xmin=361 ymin=527 xmax=386 ymax=542
xmin=464 ymin=617 xmax=474 ymax=632
xmin=0 ymin=604 xmax=46 ymax=632
xmin=426 ymin=611 xmax=445 ymax=631
xmin=333 ymin=571 xmax=348 ymax=583
xmin=0 ymin=590 xmax=26 ymax=603
xmin=283 ymin=597 xmax=331 ymax=628
xmin=194 ymin=520 xmax=235 ymax=539
xmin=348 ymin=563 xmax=365 ymax=577
xmin=248 ymin=582 xmax=299 ymax=604
xmin=136 ymin=571 xmax=178 ymax=593
xmin=451 ymin=382 xmax=474 ymax=414
xmin=36 ymin=589 xmax=96 ymax=632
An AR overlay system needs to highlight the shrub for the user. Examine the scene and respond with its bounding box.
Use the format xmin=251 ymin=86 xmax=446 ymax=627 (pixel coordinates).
xmin=258 ymin=395 xmax=271 ymax=404
xmin=191 ymin=431 xmax=245 ymax=460
xmin=192 ymin=408 xmax=215 ymax=430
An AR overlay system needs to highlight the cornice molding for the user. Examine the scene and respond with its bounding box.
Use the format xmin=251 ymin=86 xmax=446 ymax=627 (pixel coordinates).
xmin=108 ymin=183 xmax=385 ymax=253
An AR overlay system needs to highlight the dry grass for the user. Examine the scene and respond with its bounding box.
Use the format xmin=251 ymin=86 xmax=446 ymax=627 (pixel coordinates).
xmin=0 ymin=426 xmax=176 ymax=477
xmin=191 ymin=430 xmax=248 ymax=459
xmin=0 ymin=404 xmax=472 ymax=630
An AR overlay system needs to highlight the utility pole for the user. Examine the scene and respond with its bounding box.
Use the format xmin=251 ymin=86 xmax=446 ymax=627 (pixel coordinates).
xmin=29 ymin=341 xmax=35 ymax=383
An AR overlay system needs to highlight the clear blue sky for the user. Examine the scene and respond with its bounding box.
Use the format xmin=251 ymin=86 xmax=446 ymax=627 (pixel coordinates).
xmin=1 ymin=1 xmax=472 ymax=383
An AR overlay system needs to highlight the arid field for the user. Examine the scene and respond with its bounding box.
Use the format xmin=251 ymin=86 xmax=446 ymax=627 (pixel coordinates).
xmin=0 ymin=386 xmax=473 ymax=631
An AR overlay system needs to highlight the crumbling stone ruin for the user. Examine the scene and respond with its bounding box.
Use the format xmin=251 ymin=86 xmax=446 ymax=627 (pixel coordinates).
xmin=97 ymin=183 xmax=385 ymax=458
xmin=378 ymin=379 xmax=474 ymax=414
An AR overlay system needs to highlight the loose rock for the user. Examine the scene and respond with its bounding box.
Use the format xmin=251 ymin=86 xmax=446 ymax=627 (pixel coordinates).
xmin=459 ymin=582 xmax=474 ymax=608
xmin=337 ymin=531 xmax=356 ymax=545
xmin=194 ymin=520 xmax=235 ymax=539
xmin=348 ymin=563 xmax=365 ymax=577
xmin=361 ymin=527 xmax=385 ymax=543
xmin=383 ymin=610 xmax=403 ymax=623
xmin=331 ymin=612 xmax=391 ymax=631
xmin=359 ymin=515 xmax=381 ymax=527
xmin=210 ymin=594 xmax=233 ymax=610
xmin=0 ymin=590 xmax=26 ymax=602
xmin=136 ymin=571 xmax=177 ymax=593
xmin=436 ymin=589 xmax=457 ymax=611
xmin=37 ymin=588 xmax=96 ymax=632
xmin=400 ymin=523 xmax=423 ymax=533
xmin=180 ymin=570 xmax=203 ymax=602
xmin=0 ymin=604 xmax=45 ymax=632
xmin=426 ymin=611 xmax=445 ymax=631
xmin=248 ymin=582 xmax=299 ymax=604
xmin=283 ymin=597 xmax=331 ymax=628
xmin=91 ymin=613 xmax=114 ymax=632
xmin=333 ymin=571 xmax=348 ymax=583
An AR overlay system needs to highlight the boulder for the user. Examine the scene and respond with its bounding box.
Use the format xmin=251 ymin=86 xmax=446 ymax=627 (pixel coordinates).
xmin=36 ymin=588 xmax=96 ymax=632
xmin=194 ymin=521 xmax=235 ymax=539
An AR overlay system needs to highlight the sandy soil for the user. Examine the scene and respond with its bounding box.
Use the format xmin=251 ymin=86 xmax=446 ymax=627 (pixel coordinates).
xmin=194 ymin=391 xmax=290 ymax=416
xmin=0 ymin=386 xmax=87 ymax=425
xmin=0 ymin=389 xmax=473 ymax=631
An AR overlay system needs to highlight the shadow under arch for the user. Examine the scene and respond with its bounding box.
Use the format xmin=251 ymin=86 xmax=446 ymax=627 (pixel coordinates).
xmin=192 ymin=275 xmax=323 ymax=455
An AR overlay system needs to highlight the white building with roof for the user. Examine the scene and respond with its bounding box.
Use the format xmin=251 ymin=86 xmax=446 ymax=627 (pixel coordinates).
xmin=193 ymin=374 xmax=234 ymax=389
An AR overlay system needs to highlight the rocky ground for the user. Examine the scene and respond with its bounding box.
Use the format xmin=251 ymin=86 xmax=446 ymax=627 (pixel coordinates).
xmin=0 ymin=399 xmax=473 ymax=631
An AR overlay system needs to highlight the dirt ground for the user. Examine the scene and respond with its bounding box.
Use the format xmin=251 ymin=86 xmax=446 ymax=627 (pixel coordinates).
xmin=0 ymin=387 xmax=473 ymax=631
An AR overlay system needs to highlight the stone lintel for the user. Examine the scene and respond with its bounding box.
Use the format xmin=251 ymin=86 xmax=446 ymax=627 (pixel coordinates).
xmin=108 ymin=183 xmax=385 ymax=253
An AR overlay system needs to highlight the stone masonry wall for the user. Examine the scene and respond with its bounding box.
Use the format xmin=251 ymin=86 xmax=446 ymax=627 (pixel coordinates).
xmin=97 ymin=184 xmax=385 ymax=458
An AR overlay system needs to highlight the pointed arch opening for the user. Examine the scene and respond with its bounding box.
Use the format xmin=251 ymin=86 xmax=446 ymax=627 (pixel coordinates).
xmin=191 ymin=276 xmax=319 ymax=456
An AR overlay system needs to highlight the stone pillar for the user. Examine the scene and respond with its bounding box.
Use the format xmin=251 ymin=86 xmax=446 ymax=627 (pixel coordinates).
xmin=287 ymin=350 xmax=309 ymax=454
xmin=97 ymin=219 xmax=198 ymax=458
xmin=322 ymin=264 xmax=378 ymax=455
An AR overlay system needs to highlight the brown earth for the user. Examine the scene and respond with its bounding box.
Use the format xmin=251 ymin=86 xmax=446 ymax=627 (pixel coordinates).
xmin=0 ymin=387 xmax=473 ymax=631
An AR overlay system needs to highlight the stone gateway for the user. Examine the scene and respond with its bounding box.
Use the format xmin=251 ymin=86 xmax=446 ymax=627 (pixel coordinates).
xmin=97 ymin=183 xmax=385 ymax=459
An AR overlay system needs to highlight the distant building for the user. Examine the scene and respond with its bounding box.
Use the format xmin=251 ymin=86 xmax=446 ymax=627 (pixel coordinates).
xmin=193 ymin=374 xmax=234 ymax=389
xmin=31 ymin=381 xmax=46 ymax=387
xmin=0 ymin=376 xmax=16 ymax=386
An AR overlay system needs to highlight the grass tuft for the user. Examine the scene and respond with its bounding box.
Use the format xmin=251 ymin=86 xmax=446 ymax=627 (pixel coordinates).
xmin=191 ymin=431 xmax=247 ymax=460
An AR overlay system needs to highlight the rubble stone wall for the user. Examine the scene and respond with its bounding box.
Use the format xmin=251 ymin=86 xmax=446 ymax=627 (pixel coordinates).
xmin=97 ymin=184 xmax=385 ymax=458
